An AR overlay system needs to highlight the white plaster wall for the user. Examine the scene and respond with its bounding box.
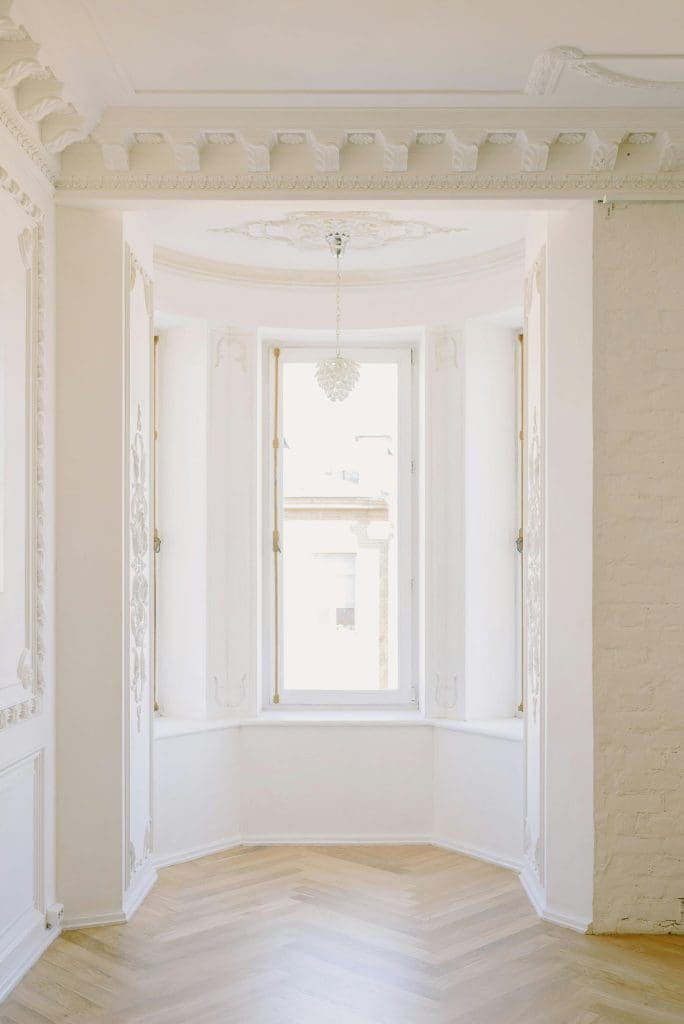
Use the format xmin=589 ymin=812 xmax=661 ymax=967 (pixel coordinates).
xmin=56 ymin=207 xmax=125 ymax=923
xmin=544 ymin=206 xmax=594 ymax=930
xmin=206 ymin=328 xmax=259 ymax=718
xmin=0 ymin=129 xmax=57 ymax=1000
xmin=463 ymin=322 xmax=518 ymax=719
xmin=241 ymin=724 xmax=434 ymax=841
xmin=156 ymin=323 xmax=209 ymax=718
xmin=154 ymin=726 xmax=241 ymax=865
xmin=425 ymin=327 xmax=465 ymax=719
xmin=593 ymin=202 xmax=684 ymax=934
xmin=56 ymin=209 xmax=155 ymax=928
xmin=153 ymin=723 xmax=524 ymax=868
xmin=433 ymin=725 xmax=524 ymax=868
xmin=521 ymin=206 xmax=594 ymax=933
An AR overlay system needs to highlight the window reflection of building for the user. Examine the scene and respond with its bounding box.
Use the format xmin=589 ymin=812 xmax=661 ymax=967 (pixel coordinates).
xmin=283 ymin=496 xmax=392 ymax=690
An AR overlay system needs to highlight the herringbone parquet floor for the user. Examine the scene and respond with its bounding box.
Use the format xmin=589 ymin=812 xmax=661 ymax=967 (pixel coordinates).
xmin=2 ymin=846 xmax=684 ymax=1023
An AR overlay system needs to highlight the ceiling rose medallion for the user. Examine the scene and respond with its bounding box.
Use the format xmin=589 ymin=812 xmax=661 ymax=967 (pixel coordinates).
xmin=315 ymin=232 xmax=359 ymax=402
xmin=211 ymin=210 xmax=463 ymax=251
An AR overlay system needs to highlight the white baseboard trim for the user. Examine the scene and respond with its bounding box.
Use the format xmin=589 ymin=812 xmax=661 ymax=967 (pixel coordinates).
xmin=154 ymin=834 xmax=523 ymax=874
xmin=155 ymin=835 xmax=433 ymax=870
xmin=154 ymin=836 xmax=242 ymax=870
xmin=0 ymin=919 xmax=60 ymax=1003
xmin=62 ymin=865 xmax=158 ymax=932
xmin=432 ymin=836 xmax=524 ymax=873
xmin=519 ymin=864 xmax=591 ymax=933
xmin=240 ymin=833 xmax=434 ymax=847
xmin=123 ymin=864 xmax=158 ymax=922
xmin=62 ymin=909 xmax=127 ymax=930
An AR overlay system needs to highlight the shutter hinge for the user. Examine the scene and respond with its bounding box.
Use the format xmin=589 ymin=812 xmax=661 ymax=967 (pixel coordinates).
xmin=516 ymin=528 xmax=523 ymax=554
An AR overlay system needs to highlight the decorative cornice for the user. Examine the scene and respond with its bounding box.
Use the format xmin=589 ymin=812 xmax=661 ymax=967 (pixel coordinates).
xmin=0 ymin=2 xmax=92 ymax=182
xmin=58 ymin=170 xmax=684 ymax=199
xmin=154 ymin=240 xmax=524 ymax=289
xmin=527 ymin=47 xmax=684 ymax=96
xmin=0 ymin=95 xmax=57 ymax=184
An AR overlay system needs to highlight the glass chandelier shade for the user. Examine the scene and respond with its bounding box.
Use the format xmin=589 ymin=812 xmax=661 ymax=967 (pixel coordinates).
xmin=316 ymin=231 xmax=360 ymax=402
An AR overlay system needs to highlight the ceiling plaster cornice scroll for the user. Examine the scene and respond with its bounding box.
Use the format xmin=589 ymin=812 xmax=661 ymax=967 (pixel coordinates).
xmin=154 ymin=240 xmax=524 ymax=290
xmin=527 ymin=46 xmax=684 ymax=96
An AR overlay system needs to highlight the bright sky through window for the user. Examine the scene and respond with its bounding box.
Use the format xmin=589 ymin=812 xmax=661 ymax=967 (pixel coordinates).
xmin=281 ymin=360 xmax=399 ymax=691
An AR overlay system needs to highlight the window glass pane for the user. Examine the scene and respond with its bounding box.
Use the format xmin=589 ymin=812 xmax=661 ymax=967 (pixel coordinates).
xmin=282 ymin=359 xmax=399 ymax=691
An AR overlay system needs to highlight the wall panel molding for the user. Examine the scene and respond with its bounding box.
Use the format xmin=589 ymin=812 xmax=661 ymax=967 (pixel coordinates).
xmin=0 ymin=166 xmax=46 ymax=731
xmin=522 ymin=245 xmax=546 ymax=891
xmin=123 ymin=244 xmax=155 ymax=899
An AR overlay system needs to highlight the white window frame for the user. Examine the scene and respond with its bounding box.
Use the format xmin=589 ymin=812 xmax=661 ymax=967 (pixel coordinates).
xmin=263 ymin=342 xmax=417 ymax=709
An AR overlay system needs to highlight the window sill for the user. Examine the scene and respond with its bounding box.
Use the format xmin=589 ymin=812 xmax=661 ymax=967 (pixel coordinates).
xmin=154 ymin=712 xmax=522 ymax=741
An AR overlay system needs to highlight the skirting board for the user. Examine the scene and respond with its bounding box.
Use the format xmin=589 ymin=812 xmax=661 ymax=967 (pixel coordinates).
xmin=155 ymin=835 xmax=434 ymax=869
xmin=154 ymin=836 xmax=242 ymax=870
xmin=431 ymin=836 xmax=524 ymax=873
xmin=240 ymin=834 xmax=435 ymax=847
xmin=62 ymin=865 xmax=158 ymax=931
xmin=123 ymin=864 xmax=158 ymax=922
xmin=519 ymin=864 xmax=591 ymax=934
xmin=0 ymin=921 xmax=60 ymax=1003
xmin=154 ymin=834 xmax=520 ymax=871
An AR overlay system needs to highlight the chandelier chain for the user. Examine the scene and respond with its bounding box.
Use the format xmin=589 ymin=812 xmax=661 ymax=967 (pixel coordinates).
xmin=335 ymin=246 xmax=341 ymax=356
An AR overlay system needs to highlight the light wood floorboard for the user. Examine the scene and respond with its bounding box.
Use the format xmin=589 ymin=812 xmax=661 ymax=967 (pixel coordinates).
xmin=2 ymin=846 xmax=684 ymax=1023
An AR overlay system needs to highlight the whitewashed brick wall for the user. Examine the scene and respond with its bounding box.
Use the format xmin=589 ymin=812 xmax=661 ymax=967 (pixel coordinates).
xmin=593 ymin=202 xmax=684 ymax=933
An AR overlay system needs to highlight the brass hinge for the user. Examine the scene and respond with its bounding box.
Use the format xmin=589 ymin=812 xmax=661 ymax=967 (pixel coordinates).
xmin=516 ymin=528 xmax=523 ymax=554
xmin=272 ymin=529 xmax=280 ymax=554
xmin=154 ymin=528 xmax=161 ymax=554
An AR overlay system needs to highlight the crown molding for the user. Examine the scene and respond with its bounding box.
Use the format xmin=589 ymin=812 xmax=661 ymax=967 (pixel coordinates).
xmin=56 ymin=107 xmax=684 ymax=195
xmin=0 ymin=1 xmax=95 ymax=183
xmin=0 ymin=94 xmax=57 ymax=183
xmin=154 ymin=240 xmax=524 ymax=289
xmin=59 ymin=169 xmax=684 ymax=200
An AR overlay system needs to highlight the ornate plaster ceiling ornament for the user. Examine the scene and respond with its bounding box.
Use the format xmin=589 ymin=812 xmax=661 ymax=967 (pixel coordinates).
xmin=557 ymin=132 xmax=585 ymax=145
xmin=315 ymin=232 xmax=359 ymax=403
xmin=211 ymin=210 xmax=464 ymax=251
xmin=527 ymin=46 xmax=684 ymax=96
xmin=486 ymin=132 xmax=516 ymax=145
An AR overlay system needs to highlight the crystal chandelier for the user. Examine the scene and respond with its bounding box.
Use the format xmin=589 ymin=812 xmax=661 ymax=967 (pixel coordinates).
xmin=315 ymin=232 xmax=360 ymax=402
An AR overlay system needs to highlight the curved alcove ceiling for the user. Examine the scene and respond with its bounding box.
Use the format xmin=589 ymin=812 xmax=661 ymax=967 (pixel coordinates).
xmin=154 ymin=239 xmax=525 ymax=290
xmin=145 ymin=200 xmax=529 ymax=284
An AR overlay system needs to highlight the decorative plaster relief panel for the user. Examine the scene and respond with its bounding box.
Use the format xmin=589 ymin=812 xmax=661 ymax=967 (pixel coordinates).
xmin=125 ymin=247 xmax=154 ymax=891
xmin=212 ymin=210 xmax=463 ymax=250
xmin=522 ymin=249 xmax=546 ymax=891
xmin=0 ymin=168 xmax=46 ymax=731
